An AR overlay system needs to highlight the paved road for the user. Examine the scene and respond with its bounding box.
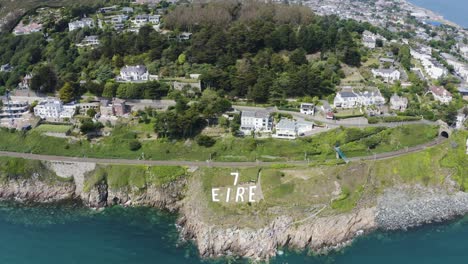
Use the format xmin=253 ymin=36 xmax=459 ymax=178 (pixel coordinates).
xmin=0 ymin=137 xmax=446 ymax=167
xmin=233 ymin=105 xmax=436 ymax=128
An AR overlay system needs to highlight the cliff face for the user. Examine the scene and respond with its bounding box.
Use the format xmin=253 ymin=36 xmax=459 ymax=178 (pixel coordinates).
xmin=83 ymin=180 xmax=186 ymax=212
xmin=178 ymin=191 xmax=376 ymax=261
xmin=3 ymin=159 xmax=465 ymax=262
xmin=0 ymin=177 xmax=75 ymax=203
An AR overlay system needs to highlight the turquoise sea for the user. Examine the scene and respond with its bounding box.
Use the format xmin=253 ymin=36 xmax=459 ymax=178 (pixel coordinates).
xmin=2 ymin=202 xmax=468 ymax=263
xmin=409 ymin=0 xmax=468 ymax=28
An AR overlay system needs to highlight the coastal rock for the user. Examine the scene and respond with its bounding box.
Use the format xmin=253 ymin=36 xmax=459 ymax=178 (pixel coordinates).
xmin=178 ymin=202 xmax=376 ymax=261
xmin=377 ymin=186 xmax=468 ymax=230
xmin=0 ymin=178 xmax=75 ymax=203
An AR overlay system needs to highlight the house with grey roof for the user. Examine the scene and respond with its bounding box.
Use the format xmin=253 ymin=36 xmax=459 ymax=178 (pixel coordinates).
xmin=333 ymin=91 xmax=359 ymax=108
xmin=68 ymin=18 xmax=94 ymax=31
xmin=240 ymin=110 xmax=272 ymax=135
xmin=273 ymin=119 xmax=314 ymax=139
xmin=390 ymin=94 xmax=408 ymax=111
xmin=372 ymin=68 xmax=400 ymax=83
xmin=119 ymin=65 xmax=149 ymax=82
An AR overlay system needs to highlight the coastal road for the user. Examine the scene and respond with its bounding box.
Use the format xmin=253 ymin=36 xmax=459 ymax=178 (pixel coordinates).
xmin=0 ymin=137 xmax=446 ymax=167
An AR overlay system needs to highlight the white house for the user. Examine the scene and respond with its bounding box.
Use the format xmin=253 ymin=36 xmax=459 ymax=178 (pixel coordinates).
xmin=68 ymin=18 xmax=95 ymax=31
xmin=300 ymin=103 xmax=315 ymax=115
xmin=0 ymin=101 xmax=29 ymax=119
xmin=18 ymin=74 xmax=33 ymax=89
xmin=371 ymin=68 xmax=401 ymax=83
xmin=334 ymin=90 xmax=385 ymax=108
xmin=77 ymin=35 xmax=100 ymax=47
xmin=390 ymin=94 xmax=408 ymax=111
xmin=0 ymin=64 xmax=12 ymax=72
xmin=334 ymin=91 xmax=359 ymax=108
xmin=356 ymin=91 xmax=386 ymax=107
xmin=273 ymin=119 xmax=314 ymax=139
xmin=240 ymin=110 xmax=272 ymax=135
xmin=273 ymin=119 xmax=297 ymax=139
xmin=362 ymin=30 xmax=384 ymax=49
xmin=119 ymin=65 xmax=149 ymax=82
xmin=34 ymin=99 xmax=76 ymax=119
xmin=430 ymin=86 xmax=452 ymax=104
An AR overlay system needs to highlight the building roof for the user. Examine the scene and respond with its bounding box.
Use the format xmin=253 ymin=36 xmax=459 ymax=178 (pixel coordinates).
xmin=300 ymin=103 xmax=314 ymax=109
xmin=430 ymin=86 xmax=452 ymax=97
xmin=390 ymin=94 xmax=408 ymax=103
xmin=276 ymin=119 xmax=296 ymax=130
xmin=338 ymin=91 xmax=357 ymax=98
xmin=121 ymin=65 xmax=147 ymax=75
xmin=242 ymin=110 xmax=270 ymax=119
xmin=373 ymin=68 xmax=399 ymax=75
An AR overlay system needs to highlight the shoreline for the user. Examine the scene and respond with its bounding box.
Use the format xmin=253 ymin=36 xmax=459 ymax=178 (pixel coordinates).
xmin=403 ymin=0 xmax=465 ymax=29
xmin=0 ymin=158 xmax=467 ymax=261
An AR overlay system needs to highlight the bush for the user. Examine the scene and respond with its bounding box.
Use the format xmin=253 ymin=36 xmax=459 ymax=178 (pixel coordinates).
xmin=129 ymin=140 xmax=142 ymax=151
xmin=196 ymin=135 xmax=216 ymax=147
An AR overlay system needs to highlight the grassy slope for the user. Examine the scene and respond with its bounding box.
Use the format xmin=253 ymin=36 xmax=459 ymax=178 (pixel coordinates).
xmin=0 ymin=156 xmax=71 ymax=183
xmin=83 ymin=164 xmax=187 ymax=192
xmin=0 ymin=0 xmax=103 ymax=17
xmin=193 ymin=131 xmax=467 ymax=227
xmin=0 ymin=124 xmax=439 ymax=162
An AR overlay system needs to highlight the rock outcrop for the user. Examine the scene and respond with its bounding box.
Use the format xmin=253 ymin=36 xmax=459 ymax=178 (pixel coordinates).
xmin=377 ymin=186 xmax=468 ymax=230
xmin=0 ymin=177 xmax=75 ymax=203
xmin=178 ymin=205 xmax=376 ymax=261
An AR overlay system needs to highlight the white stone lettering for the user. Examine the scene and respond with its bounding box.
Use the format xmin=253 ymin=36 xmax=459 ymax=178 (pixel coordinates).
xmin=226 ymin=187 xmax=231 ymax=202
xmin=212 ymin=188 xmax=220 ymax=202
xmin=236 ymin=187 xmax=245 ymax=202
xmin=249 ymin=186 xmax=257 ymax=202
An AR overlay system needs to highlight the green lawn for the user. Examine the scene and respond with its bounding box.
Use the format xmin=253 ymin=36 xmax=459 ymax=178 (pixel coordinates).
xmin=0 ymin=124 xmax=439 ymax=162
xmin=34 ymin=124 xmax=72 ymax=134
xmin=84 ymin=164 xmax=187 ymax=192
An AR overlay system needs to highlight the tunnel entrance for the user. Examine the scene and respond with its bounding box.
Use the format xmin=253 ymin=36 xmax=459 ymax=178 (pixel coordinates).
xmin=440 ymin=131 xmax=449 ymax=138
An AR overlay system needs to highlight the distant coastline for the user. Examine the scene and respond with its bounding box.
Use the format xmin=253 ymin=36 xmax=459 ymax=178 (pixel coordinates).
xmin=407 ymin=0 xmax=468 ymax=28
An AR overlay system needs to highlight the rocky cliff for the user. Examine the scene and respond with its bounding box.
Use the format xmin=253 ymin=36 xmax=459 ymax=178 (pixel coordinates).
xmin=1 ymin=159 xmax=467 ymax=262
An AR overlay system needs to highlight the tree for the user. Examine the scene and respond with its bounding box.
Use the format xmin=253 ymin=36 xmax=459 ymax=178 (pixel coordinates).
xmin=102 ymin=82 xmax=117 ymax=98
xmin=30 ymin=65 xmax=57 ymax=93
xmin=58 ymin=82 xmax=74 ymax=103
xmin=196 ymin=135 xmax=216 ymax=147
xmin=87 ymin=108 xmax=97 ymax=118
xmin=129 ymin=140 xmax=142 ymax=151
xmin=289 ymin=48 xmax=307 ymax=65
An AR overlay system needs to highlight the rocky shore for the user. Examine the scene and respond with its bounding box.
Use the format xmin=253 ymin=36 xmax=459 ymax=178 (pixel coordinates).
xmin=1 ymin=160 xmax=467 ymax=261
xmin=376 ymin=186 xmax=468 ymax=231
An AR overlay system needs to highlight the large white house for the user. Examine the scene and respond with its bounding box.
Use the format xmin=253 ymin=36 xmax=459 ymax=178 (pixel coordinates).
xmin=390 ymin=94 xmax=408 ymax=111
xmin=334 ymin=90 xmax=385 ymax=108
xmin=273 ymin=119 xmax=313 ymax=139
xmin=334 ymin=91 xmax=359 ymax=108
xmin=68 ymin=18 xmax=95 ymax=31
xmin=34 ymin=99 xmax=76 ymax=119
xmin=371 ymin=68 xmax=401 ymax=83
xmin=429 ymin=86 xmax=452 ymax=104
xmin=119 ymin=65 xmax=149 ymax=82
xmin=240 ymin=110 xmax=272 ymax=135
xmin=362 ymin=30 xmax=384 ymax=49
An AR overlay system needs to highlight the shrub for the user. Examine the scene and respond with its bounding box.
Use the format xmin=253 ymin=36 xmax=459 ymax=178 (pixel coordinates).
xmin=129 ymin=140 xmax=142 ymax=151
xmin=196 ymin=135 xmax=216 ymax=147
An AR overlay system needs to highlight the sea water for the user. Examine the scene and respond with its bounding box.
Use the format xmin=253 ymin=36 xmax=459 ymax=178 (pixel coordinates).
xmin=2 ymin=202 xmax=468 ymax=263
xmin=409 ymin=0 xmax=468 ymax=28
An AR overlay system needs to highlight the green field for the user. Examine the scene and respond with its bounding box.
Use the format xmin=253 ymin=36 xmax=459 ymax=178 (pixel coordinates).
xmin=0 ymin=124 xmax=439 ymax=162
xmin=34 ymin=124 xmax=72 ymax=134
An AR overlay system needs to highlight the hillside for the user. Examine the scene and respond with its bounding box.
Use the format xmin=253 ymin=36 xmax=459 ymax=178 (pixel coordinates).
xmin=0 ymin=0 xmax=103 ymax=30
